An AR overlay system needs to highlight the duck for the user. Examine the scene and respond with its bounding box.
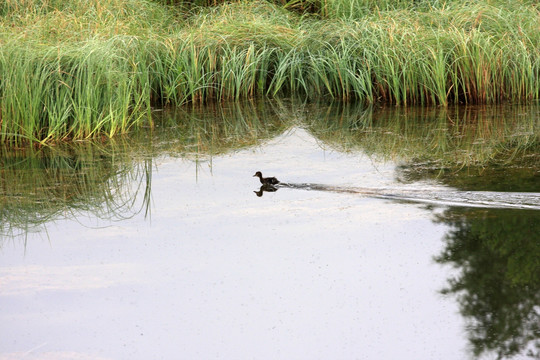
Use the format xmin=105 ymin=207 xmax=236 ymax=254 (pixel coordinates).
xmin=253 ymin=171 xmax=280 ymax=185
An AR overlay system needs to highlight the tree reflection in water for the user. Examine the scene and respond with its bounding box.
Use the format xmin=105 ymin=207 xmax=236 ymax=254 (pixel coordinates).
xmin=434 ymin=207 xmax=540 ymax=359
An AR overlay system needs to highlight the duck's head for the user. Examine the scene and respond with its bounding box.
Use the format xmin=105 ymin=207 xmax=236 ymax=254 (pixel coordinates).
xmin=253 ymin=171 xmax=262 ymax=178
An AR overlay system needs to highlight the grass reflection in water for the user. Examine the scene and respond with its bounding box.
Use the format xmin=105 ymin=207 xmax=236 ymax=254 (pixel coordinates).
xmin=2 ymin=101 xmax=538 ymax=236
xmin=306 ymin=103 xmax=539 ymax=169
xmin=0 ymin=101 xmax=538 ymax=359
xmin=0 ymin=99 xmax=288 ymax=239
xmin=0 ymin=140 xmax=152 ymax=239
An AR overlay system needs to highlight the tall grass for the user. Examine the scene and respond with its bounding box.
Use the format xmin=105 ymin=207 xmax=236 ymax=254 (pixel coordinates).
xmin=0 ymin=40 xmax=154 ymax=143
xmin=0 ymin=0 xmax=539 ymax=144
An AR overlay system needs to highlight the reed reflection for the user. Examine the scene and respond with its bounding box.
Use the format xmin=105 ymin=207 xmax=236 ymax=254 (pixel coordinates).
xmin=0 ymin=141 xmax=152 ymax=240
xmin=0 ymin=100 xmax=289 ymax=240
xmin=306 ymin=103 xmax=539 ymax=168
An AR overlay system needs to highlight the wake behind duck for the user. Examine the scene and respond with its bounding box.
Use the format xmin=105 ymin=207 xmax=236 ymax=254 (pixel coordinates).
xmin=253 ymin=173 xmax=540 ymax=210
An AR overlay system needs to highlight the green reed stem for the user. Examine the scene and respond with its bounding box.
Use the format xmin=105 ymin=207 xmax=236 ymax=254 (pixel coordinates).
xmin=0 ymin=0 xmax=538 ymax=144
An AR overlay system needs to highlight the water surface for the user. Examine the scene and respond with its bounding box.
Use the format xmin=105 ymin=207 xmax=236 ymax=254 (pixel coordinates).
xmin=1 ymin=102 xmax=539 ymax=360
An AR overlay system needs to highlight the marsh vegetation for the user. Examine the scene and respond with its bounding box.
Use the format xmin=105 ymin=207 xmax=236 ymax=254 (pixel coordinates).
xmin=1 ymin=0 xmax=539 ymax=143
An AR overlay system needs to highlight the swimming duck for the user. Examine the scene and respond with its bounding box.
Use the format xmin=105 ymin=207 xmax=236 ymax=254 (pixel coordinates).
xmin=253 ymin=171 xmax=280 ymax=185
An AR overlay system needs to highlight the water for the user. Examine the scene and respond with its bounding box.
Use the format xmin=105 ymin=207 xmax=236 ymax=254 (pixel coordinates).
xmin=1 ymin=102 xmax=539 ymax=360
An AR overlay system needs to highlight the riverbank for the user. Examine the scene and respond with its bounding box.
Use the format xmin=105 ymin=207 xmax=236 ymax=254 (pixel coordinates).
xmin=1 ymin=0 xmax=539 ymax=143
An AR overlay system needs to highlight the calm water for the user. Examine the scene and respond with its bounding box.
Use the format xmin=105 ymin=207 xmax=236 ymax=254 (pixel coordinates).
xmin=1 ymin=102 xmax=539 ymax=360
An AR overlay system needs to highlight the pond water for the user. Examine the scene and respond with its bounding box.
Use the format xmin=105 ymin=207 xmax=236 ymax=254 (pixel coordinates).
xmin=1 ymin=101 xmax=539 ymax=360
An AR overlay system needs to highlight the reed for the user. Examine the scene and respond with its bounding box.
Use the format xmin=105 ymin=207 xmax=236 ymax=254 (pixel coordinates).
xmin=0 ymin=0 xmax=538 ymax=144
xmin=0 ymin=40 xmax=154 ymax=143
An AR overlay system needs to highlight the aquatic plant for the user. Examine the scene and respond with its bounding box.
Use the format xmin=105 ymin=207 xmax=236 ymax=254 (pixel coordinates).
xmin=0 ymin=0 xmax=539 ymax=143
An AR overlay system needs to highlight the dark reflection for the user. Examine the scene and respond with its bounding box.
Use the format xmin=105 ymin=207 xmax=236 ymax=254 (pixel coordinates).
xmin=0 ymin=99 xmax=290 ymax=241
xmin=394 ymin=149 xmax=540 ymax=358
xmin=303 ymin=103 xmax=539 ymax=359
xmin=398 ymin=162 xmax=540 ymax=193
xmin=434 ymin=207 xmax=540 ymax=359
xmin=253 ymin=184 xmax=279 ymax=197
xmin=306 ymin=103 xmax=539 ymax=169
xmin=0 ymin=141 xmax=153 ymax=240
xmin=394 ymin=143 xmax=540 ymax=358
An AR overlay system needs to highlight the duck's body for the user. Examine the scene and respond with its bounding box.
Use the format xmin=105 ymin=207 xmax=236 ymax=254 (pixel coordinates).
xmin=253 ymin=171 xmax=280 ymax=185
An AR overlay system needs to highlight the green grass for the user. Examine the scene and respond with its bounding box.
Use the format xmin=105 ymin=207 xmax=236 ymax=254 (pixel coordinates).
xmin=0 ymin=0 xmax=539 ymax=144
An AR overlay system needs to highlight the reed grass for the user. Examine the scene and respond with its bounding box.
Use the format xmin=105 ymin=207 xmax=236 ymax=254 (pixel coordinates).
xmin=0 ymin=0 xmax=539 ymax=144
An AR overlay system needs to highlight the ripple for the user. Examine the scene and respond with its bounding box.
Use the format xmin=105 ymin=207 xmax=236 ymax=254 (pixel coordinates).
xmin=278 ymin=183 xmax=540 ymax=210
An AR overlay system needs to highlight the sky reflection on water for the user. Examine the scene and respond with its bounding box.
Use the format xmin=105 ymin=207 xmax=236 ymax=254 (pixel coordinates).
xmin=1 ymin=104 xmax=538 ymax=360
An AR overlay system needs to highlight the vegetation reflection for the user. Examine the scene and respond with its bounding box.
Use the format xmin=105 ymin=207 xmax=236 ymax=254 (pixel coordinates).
xmin=153 ymin=100 xmax=290 ymax=158
xmin=433 ymin=207 xmax=540 ymax=359
xmin=0 ymin=141 xmax=152 ymax=239
xmin=1 ymin=100 xmax=538 ymax=358
xmin=307 ymin=103 xmax=539 ymax=359
xmin=306 ymin=103 xmax=539 ymax=168
xmin=395 ymin=154 xmax=539 ymax=359
xmin=0 ymin=100 xmax=288 ymax=239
